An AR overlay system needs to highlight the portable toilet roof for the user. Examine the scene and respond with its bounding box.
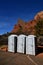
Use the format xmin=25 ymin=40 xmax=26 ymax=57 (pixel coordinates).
xmin=8 ymin=35 xmax=18 ymax=40
xmin=8 ymin=34 xmax=18 ymax=53
xmin=18 ymin=34 xmax=26 ymax=37
xmin=27 ymin=35 xmax=36 ymax=38
xmin=17 ymin=34 xmax=26 ymax=54
xmin=26 ymin=35 xmax=36 ymax=55
xmin=8 ymin=35 xmax=18 ymax=38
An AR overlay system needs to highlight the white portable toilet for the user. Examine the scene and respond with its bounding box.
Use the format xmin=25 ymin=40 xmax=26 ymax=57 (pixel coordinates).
xmin=26 ymin=35 xmax=37 ymax=55
xmin=8 ymin=35 xmax=17 ymax=53
xmin=17 ymin=34 xmax=26 ymax=54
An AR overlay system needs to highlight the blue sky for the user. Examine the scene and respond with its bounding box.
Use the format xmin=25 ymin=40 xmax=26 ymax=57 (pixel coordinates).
xmin=0 ymin=0 xmax=43 ymax=35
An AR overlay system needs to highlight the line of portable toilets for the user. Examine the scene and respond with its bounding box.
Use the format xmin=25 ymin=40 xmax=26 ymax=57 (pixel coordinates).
xmin=8 ymin=34 xmax=37 ymax=55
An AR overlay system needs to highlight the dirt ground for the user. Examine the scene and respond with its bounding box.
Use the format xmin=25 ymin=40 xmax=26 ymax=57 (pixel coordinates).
xmin=0 ymin=45 xmax=8 ymax=51
xmin=0 ymin=45 xmax=43 ymax=65
xmin=0 ymin=51 xmax=43 ymax=65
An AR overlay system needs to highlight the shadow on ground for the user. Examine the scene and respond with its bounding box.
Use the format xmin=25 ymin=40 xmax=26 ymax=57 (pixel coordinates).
xmin=36 ymin=46 xmax=43 ymax=55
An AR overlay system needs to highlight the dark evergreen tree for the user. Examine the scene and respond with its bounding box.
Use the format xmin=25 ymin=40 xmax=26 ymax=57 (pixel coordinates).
xmin=35 ymin=19 xmax=43 ymax=36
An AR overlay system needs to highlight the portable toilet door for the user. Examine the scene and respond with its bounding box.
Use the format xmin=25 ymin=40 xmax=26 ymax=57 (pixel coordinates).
xmin=8 ymin=35 xmax=13 ymax=52
xmin=17 ymin=34 xmax=26 ymax=54
xmin=8 ymin=35 xmax=17 ymax=53
xmin=26 ymin=35 xmax=36 ymax=55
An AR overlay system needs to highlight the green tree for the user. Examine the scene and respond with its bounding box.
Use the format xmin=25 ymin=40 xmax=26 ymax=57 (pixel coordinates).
xmin=35 ymin=19 xmax=43 ymax=36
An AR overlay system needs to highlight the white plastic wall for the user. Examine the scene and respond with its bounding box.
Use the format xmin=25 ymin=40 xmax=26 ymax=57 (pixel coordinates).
xmin=17 ymin=34 xmax=26 ymax=53
xmin=8 ymin=35 xmax=17 ymax=52
xmin=8 ymin=34 xmax=36 ymax=55
xmin=26 ymin=35 xmax=36 ymax=55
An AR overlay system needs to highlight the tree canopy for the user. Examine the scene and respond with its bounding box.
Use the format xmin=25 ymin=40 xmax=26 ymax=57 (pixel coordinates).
xmin=35 ymin=19 xmax=43 ymax=36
